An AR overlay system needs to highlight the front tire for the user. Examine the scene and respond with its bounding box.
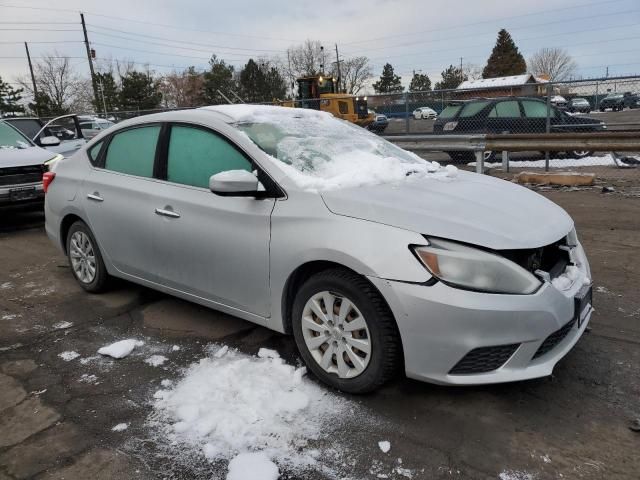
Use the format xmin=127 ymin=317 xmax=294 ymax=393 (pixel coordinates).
xmin=291 ymin=268 xmax=401 ymax=394
xmin=66 ymin=221 xmax=110 ymax=293
xmin=566 ymin=150 xmax=593 ymax=159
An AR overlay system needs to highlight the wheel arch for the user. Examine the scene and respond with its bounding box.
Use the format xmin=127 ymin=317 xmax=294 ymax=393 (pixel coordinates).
xmin=280 ymin=260 xmax=398 ymax=338
xmin=60 ymin=213 xmax=85 ymax=255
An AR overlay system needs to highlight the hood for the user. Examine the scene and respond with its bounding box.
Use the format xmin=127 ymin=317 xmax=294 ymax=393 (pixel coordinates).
xmin=0 ymin=146 xmax=55 ymax=168
xmin=321 ymin=171 xmax=573 ymax=250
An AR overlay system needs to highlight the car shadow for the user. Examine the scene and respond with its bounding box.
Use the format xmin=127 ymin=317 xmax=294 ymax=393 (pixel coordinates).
xmin=0 ymin=209 xmax=45 ymax=233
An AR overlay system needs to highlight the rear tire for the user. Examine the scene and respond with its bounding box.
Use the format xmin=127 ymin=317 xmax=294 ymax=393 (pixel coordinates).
xmin=291 ymin=268 xmax=401 ymax=394
xmin=566 ymin=150 xmax=594 ymax=159
xmin=66 ymin=221 xmax=110 ymax=293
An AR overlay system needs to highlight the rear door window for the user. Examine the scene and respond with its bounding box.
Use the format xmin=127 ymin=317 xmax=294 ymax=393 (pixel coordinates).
xmin=521 ymin=100 xmax=550 ymax=118
xmin=167 ymin=125 xmax=252 ymax=189
xmin=104 ymin=126 xmax=160 ymax=178
xmin=488 ymin=101 xmax=521 ymax=117
xmin=459 ymin=101 xmax=490 ymax=117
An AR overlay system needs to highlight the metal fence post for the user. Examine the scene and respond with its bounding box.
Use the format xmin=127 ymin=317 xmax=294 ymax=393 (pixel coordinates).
xmin=502 ymin=150 xmax=509 ymax=172
xmin=545 ymin=83 xmax=551 ymax=172
xmin=475 ymin=150 xmax=484 ymax=174
xmin=404 ymin=92 xmax=410 ymax=134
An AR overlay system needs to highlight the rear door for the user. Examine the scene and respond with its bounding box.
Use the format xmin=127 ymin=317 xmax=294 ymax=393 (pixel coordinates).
xmin=150 ymin=123 xmax=275 ymax=317
xmin=82 ymin=124 xmax=162 ymax=280
xmin=520 ymin=99 xmax=558 ymax=133
xmin=486 ymin=100 xmax=525 ymax=133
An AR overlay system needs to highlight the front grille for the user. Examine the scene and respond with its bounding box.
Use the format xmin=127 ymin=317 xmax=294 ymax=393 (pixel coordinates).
xmin=449 ymin=343 xmax=520 ymax=375
xmin=532 ymin=319 xmax=576 ymax=359
xmin=0 ymin=164 xmax=45 ymax=187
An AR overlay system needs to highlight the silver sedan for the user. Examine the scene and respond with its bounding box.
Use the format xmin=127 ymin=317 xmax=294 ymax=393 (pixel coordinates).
xmin=44 ymin=106 xmax=593 ymax=393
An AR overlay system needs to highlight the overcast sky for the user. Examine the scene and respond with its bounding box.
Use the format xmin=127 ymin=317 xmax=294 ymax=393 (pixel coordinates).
xmin=1 ymin=0 xmax=640 ymax=93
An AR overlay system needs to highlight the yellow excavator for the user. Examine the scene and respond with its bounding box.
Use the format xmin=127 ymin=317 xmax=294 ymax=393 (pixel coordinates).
xmin=280 ymin=75 xmax=374 ymax=128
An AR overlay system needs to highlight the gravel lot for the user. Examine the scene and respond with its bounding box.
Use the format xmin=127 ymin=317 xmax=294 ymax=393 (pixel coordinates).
xmin=0 ymin=185 xmax=639 ymax=479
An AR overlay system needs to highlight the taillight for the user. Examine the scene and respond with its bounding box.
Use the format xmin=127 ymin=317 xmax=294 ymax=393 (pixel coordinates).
xmin=43 ymin=172 xmax=56 ymax=193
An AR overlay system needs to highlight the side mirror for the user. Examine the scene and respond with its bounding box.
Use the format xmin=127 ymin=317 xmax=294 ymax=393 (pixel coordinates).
xmin=209 ymin=170 xmax=263 ymax=197
xmin=40 ymin=136 xmax=61 ymax=146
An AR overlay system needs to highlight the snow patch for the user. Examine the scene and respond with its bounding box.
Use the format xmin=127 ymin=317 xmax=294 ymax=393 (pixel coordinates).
xmin=172 ymin=345 xmax=181 ymax=351
xmin=0 ymin=282 xmax=13 ymax=290
xmin=145 ymin=355 xmax=168 ymax=367
xmin=378 ymin=440 xmax=391 ymax=453
xmin=470 ymin=154 xmax=616 ymax=169
xmin=1 ymin=314 xmax=18 ymax=320
xmin=226 ymin=452 xmax=279 ymax=480
xmin=78 ymin=374 xmax=99 ymax=384
xmin=98 ymin=339 xmax=144 ymax=359
xmin=552 ymin=265 xmax=590 ymax=291
xmin=499 ymin=471 xmax=535 ymax=480
xmin=53 ymin=321 xmax=73 ymax=329
xmin=59 ymin=351 xmax=80 ymax=361
xmin=112 ymin=423 xmax=129 ymax=432
xmin=150 ymin=345 xmax=351 ymax=471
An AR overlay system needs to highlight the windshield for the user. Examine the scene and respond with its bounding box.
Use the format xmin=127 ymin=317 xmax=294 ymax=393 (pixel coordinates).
xmin=232 ymin=107 xmax=456 ymax=191
xmin=439 ymin=105 xmax=462 ymax=119
xmin=0 ymin=121 xmax=32 ymax=149
xmin=606 ymin=94 xmax=623 ymax=99
xmin=572 ymin=99 xmax=588 ymax=104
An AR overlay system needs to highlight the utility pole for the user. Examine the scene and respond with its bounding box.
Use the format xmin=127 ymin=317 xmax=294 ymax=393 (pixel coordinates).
xmin=24 ymin=42 xmax=39 ymax=116
xmin=80 ymin=13 xmax=100 ymax=112
xmin=334 ymin=44 xmax=342 ymax=93
xmin=460 ymin=57 xmax=463 ymax=82
xmin=287 ymin=50 xmax=295 ymax=99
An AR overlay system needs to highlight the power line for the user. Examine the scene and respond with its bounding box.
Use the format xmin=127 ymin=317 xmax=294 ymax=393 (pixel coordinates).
xmin=0 ymin=40 xmax=85 ymax=44
xmin=90 ymin=42 xmax=250 ymax=62
xmin=341 ymin=0 xmax=627 ymax=46
xmin=87 ymin=27 xmax=286 ymax=54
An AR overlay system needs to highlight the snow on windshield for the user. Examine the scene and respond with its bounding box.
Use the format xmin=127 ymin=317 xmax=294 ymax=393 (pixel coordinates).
xmin=226 ymin=105 xmax=457 ymax=191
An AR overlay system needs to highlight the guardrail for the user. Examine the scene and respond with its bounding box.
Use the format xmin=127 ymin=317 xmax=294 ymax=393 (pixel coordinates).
xmin=385 ymin=132 xmax=640 ymax=173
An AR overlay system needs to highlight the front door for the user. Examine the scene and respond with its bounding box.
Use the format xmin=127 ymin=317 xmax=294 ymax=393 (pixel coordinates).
xmin=82 ymin=125 xmax=161 ymax=280
xmin=485 ymin=100 xmax=525 ymax=133
xmin=151 ymin=124 xmax=275 ymax=317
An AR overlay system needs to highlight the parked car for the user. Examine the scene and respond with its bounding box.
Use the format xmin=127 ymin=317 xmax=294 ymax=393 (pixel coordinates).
xmin=44 ymin=105 xmax=593 ymax=393
xmin=0 ymin=120 xmax=62 ymax=210
xmin=413 ymin=107 xmax=438 ymax=119
xmin=549 ymin=95 xmax=568 ymax=110
xmin=598 ymin=94 xmax=625 ymax=111
xmin=366 ymin=113 xmax=389 ymax=133
xmin=4 ymin=114 xmax=86 ymax=157
xmin=622 ymin=91 xmax=640 ymax=108
xmin=567 ymin=98 xmax=591 ymax=113
xmin=433 ymin=97 xmax=606 ymax=161
xmin=78 ymin=117 xmax=116 ymax=139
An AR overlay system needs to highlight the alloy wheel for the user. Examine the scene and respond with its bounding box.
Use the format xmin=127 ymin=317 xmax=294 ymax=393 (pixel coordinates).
xmin=69 ymin=231 xmax=97 ymax=284
xmin=301 ymin=291 xmax=371 ymax=379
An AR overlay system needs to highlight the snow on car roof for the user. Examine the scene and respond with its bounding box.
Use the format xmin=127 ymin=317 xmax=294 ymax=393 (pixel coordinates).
xmin=200 ymin=104 xmax=329 ymax=123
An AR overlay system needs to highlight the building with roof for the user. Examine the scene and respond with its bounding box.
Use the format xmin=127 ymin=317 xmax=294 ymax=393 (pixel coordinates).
xmin=456 ymin=74 xmax=548 ymax=98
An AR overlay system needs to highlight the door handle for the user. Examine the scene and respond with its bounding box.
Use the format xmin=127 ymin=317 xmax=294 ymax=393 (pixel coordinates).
xmin=155 ymin=208 xmax=180 ymax=218
xmin=87 ymin=193 xmax=103 ymax=202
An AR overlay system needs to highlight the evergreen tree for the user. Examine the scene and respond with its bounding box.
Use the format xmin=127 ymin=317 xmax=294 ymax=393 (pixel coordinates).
xmin=263 ymin=66 xmax=287 ymax=101
xmin=202 ymin=55 xmax=236 ymax=105
xmin=28 ymin=91 xmax=65 ymax=116
xmin=434 ymin=65 xmax=467 ymax=90
xmin=0 ymin=76 xmax=24 ymax=115
xmin=119 ymin=71 xmax=162 ymax=110
xmin=482 ymin=29 xmax=527 ymax=78
xmin=372 ymin=63 xmax=403 ymax=93
xmin=239 ymin=59 xmax=287 ymax=102
xmin=409 ymin=73 xmax=431 ymax=92
xmin=93 ymin=72 xmax=120 ymax=113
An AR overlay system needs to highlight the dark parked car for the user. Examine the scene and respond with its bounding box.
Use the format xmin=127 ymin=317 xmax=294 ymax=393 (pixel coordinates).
xmin=366 ymin=113 xmax=389 ymax=133
xmin=4 ymin=115 xmax=86 ymax=157
xmin=433 ymin=97 xmax=606 ymax=161
xmin=599 ymin=92 xmax=639 ymax=111
xmin=567 ymin=98 xmax=591 ymax=113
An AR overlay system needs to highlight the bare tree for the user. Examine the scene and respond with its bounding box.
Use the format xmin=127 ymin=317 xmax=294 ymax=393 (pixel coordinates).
xmin=17 ymin=52 xmax=84 ymax=114
xmin=463 ymin=63 xmax=483 ymax=81
xmin=287 ymin=40 xmax=325 ymax=78
xmin=160 ymin=67 xmax=204 ymax=108
xmin=334 ymin=56 xmax=372 ymax=94
xmin=528 ymin=47 xmax=577 ymax=81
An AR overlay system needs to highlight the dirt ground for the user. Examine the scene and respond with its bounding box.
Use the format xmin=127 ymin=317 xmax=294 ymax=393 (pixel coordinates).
xmin=0 ymin=184 xmax=639 ymax=479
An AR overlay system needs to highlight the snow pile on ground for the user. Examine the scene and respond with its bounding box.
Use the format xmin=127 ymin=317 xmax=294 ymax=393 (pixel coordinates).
xmin=98 ymin=339 xmax=144 ymax=359
xmin=150 ymin=344 xmax=352 ymax=473
xmin=145 ymin=355 xmax=168 ymax=367
xmin=552 ymin=265 xmax=591 ymax=291
xmin=499 ymin=471 xmax=535 ymax=480
xmin=58 ymin=351 xmax=80 ymax=361
xmin=470 ymin=154 xmax=616 ymax=169
xmin=378 ymin=440 xmax=391 ymax=453
xmin=112 ymin=423 xmax=129 ymax=432
xmin=209 ymin=105 xmax=457 ymax=192
xmin=226 ymin=452 xmax=279 ymax=480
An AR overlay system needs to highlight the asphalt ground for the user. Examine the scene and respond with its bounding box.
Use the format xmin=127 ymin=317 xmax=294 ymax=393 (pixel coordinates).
xmin=0 ymin=184 xmax=639 ymax=479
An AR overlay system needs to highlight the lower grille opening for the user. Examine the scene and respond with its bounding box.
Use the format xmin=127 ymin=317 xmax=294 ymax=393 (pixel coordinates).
xmin=532 ymin=319 xmax=576 ymax=359
xmin=449 ymin=343 xmax=520 ymax=375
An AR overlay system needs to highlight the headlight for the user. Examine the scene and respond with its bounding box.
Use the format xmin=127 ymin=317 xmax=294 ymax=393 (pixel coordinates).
xmin=412 ymin=238 xmax=542 ymax=294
